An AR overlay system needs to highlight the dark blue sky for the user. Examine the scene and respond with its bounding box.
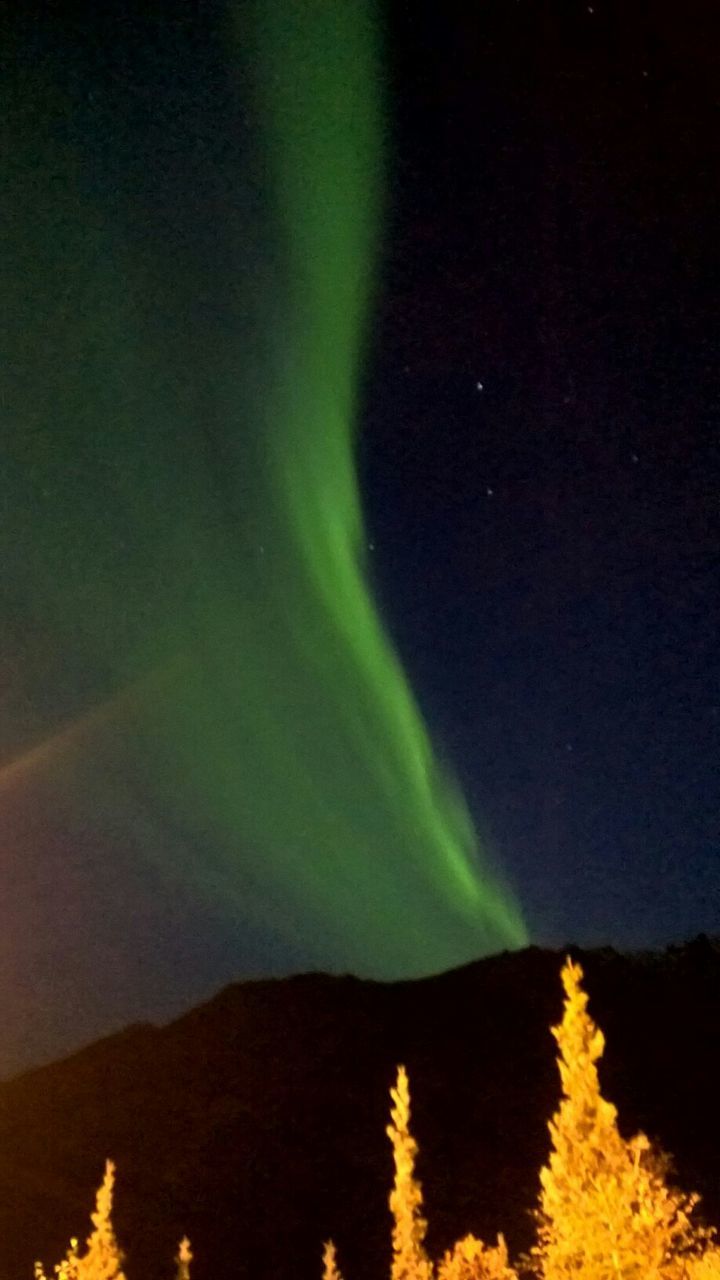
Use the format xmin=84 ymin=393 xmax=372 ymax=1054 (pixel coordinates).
xmin=362 ymin=0 xmax=719 ymax=949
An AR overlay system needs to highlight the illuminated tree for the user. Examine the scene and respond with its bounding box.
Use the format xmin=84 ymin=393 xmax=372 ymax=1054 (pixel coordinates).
xmin=73 ymin=1160 xmax=126 ymax=1280
xmin=437 ymin=1233 xmax=516 ymax=1280
xmin=531 ymin=958 xmax=705 ymax=1280
xmin=322 ymin=1239 xmax=344 ymax=1280
xmin=387 ymin=1065 xmax=434 ymax=1280
xmin=687 ymin=1249 xmax=720 ymax=1279
xmin=175 ymin=1236 xmax=192 ymax=1280
xmin=35 ymin=1161 xmax=125 ymax=1280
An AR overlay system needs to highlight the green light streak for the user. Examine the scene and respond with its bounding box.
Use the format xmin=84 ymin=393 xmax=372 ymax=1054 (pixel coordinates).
xmin=219 ymin=0 xmax=527 ymax=961
xmin=2 ymin=1 xmax=527 ymax=978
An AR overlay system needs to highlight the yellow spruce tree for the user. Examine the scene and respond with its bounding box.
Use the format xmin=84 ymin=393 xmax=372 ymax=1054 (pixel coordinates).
xmin=437 ymin=1232 xmax=517 ymax=1280
xmin=531 ymin=958 xmax=706 ymax=1280
xmin=322 ymin=1239 xmax=344 ymax=1280
xmin=73 ymin=1160 xmax=126 ymax=1280
xmin=35 ymin=1161 xmax=126 ymax=1280
xmin=175 ymin=1236 xmax=192 ymax=1280
xmin=687 ymin=1249 xmax=720 ymax=1279
xmin=387 ymin=1065 xmax=434 ymax=1280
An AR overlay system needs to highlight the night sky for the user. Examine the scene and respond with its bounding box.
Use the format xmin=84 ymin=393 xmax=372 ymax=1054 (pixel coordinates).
xmin=2 ymin=0 xmax=718 ymax=1076
xmin=365 ymin=0 xmax=719 ymax=944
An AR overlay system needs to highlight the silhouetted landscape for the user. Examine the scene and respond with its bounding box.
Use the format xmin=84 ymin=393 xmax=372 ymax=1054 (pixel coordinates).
xmin=1 ymin=941 xmax=718 ymax=1280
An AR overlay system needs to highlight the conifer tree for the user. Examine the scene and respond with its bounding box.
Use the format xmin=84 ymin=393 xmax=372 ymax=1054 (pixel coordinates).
xmin=322 ymin=1239 xmax=344 ymax=1280
xmin=34 ymin=1161 xmax=125 ymax=1280
xmin=387 ymin=1065 xmax=434 ymax=1280
xmin=175 ymin=1236 xmax=192 ymax=1280
xmin=437 ymin=1232 xmax=517 ymax=1280
xmin=687 ymin=1248 xmax=720 ymax=1279
xmin=74 ymin=1160 xmax=126 ymax=1280
xmin=531 ymin=958 xmax=704 ymax=1280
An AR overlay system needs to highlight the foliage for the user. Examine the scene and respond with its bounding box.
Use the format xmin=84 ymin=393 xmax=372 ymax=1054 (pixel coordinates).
xmin=437 ymin=1233 xmax=516 ymax=1279
xmin=175 ymin=1237 xmax=192 ymax=1280
xmin=34 ymin=1163 xmax=191 ymax=1280
xmin=531 ymin=960 xmax=710 ymax=1280
xmin=686 ymin=1249 xmax=720 ymax=1279
xmin=323 ymin=1240 xmax=344 ymax=1280
xmin=387 ymin=1065 xmax=434 ymax=1280
xmin=35 ymin=1161 xmax=126 ymax=1280
xmin=23 ymin=959 xmax=720 ymax=1280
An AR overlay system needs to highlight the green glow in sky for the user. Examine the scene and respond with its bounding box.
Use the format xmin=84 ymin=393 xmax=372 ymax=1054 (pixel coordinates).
xmin=2 ymin=0 xmax=526 ymax=977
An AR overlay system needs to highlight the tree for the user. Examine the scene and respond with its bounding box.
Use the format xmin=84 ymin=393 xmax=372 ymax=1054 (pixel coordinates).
xmin=75 ymin=1161 xmax=126 ymax=1280
xmin=437 ymin=1233 xmax=517 ymax=1280
xmin=686 ymin=1249 xmax=720 ymax=1279
xmin=175 ymin=1236 xmax=192 ymax=1280
xmin=387 ymin=1065 xmax=434 ymax=1280
xmin=531 ymin=958 xmax=705 ymax=1280
xmin=35 ymin=1161 xmax=126 ymax=1280
xmin=322 ymin=1239 xmax=344 ymax=1280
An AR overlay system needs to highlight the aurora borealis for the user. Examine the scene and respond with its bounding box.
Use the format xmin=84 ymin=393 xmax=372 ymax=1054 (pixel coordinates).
xmin=3 ymin=0 xmax=717 ymax=1077
xmin=1 ymin=0 xmax=525 ymax=1046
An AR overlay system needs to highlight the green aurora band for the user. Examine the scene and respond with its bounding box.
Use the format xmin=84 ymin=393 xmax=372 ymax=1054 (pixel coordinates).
xmin=3 ymin=1 xmax=526 ymax=975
